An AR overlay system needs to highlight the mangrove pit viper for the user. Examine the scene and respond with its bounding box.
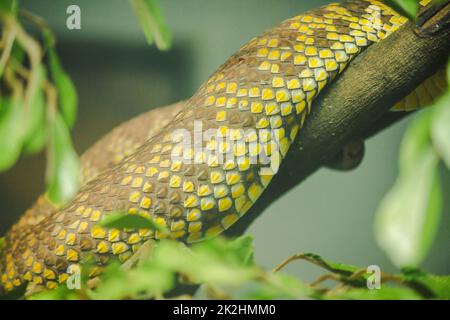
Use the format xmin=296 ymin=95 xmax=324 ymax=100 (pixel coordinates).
xmin=1 ymin=0 xmax=447 ymax=292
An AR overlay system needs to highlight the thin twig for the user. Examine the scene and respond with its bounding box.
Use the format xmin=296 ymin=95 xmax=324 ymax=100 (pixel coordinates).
xmin=3 ymin=65 xmax=23 ymax=98
xmin=0 ymin=24 xmax=16 ymax=75
xmin=309 ymin=273 xmax=342 ymax=288
xmin=20 ymin=10 xmax=55 ymax=48
xmin=4 ymin=15 xmax=42 ymax=112
xmin=10 ymin=56 xmax=57 ymax=118
xmin=272 ymin=253 xmax=306 ymax=273
xmin=272 ymin=253 xmax=349 ymax=275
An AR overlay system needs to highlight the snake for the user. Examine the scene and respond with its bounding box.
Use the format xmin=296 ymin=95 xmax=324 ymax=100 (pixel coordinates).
xmin=0 ymin=0 xmax=447 ymax=293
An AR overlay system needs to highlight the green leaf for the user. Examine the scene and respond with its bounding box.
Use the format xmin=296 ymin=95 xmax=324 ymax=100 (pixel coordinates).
xmin=375 ymin=142 xmax=442 ymax=267
xmin=225 ymin=235 xmax=255 ymax=266
xmin=0 ymin=0 xmax=18 ymax=15
xmin=56 ymin=73 xmax=77 ymax=128
xmin=22 ymin=65 xmax=46 ymax=153
xmin=88 ymin=262 xmax=174 ymax=300
xmin=150 ymin=239 xmax=189 ymax=270
xmin=46 ymin=44 xmax=77 ymax=128
xmin=402 ymin=268 xmax=450 ymax=299
xmin=243 ymin=273 xmax=313 ymax=300
xmin=431 ymin=92 xmax=450 ymax=168
xmin=398 ymin=109 xmax=433 ymax=174
xmin=129 ymin=0 xmax=172 ymax=51
xmin=22 ymin=121 xmax=47 ymax=155
xmin=187 ymin=256 xmax=257 ymax=286
xmin=194 ymin=236 xmax=255 ymax=268
xmin=11 ymin=42 xmax=25 ymax=64
xmin=153 ymin=237 xmax=259 ymax=286
xmin=30 ymin=284 xmax=79 ymax=300
xmin=100 ymin=212 xmax=168 ymax=232
xmin=292 ymin=253 xmax=360 ymax=276
xmin=397 ymin=0 xmax=419 ymax=18
xmin=0 ymin=97 xmax=25 ymax=171
xmin=46 ymin=112 xmax=80 ymax=204
xmin=386 ymin=0 xmax=419 ymax=19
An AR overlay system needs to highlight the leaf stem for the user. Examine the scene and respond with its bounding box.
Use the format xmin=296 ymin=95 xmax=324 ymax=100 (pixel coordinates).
xmin=0 ymin=23 xmax=16 ymax=76
xmin=4 ymin=15 xmax=42 ymax=112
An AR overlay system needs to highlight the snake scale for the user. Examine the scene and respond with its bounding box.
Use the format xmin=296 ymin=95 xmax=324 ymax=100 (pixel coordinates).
xmin=1 ymin=0 xmax=447 ymax=292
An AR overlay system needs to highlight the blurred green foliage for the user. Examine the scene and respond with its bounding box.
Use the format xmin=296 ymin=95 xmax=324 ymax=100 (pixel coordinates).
xmin=28 ymin=234 xmax=450 ymax=300
xmin=129 ymin=0 xmax=172 ymax=51
xmin=0 ymin=0 xmax=80 ymax=204
xmin=45 ymin=32 xmax=77 ymax=128
xmin=386 ymin=0 xmax=419 ymax=19
xmin=18 ymin=212 xmax=448 ymax=300
xmin=384 ymin=0 xmax=447 ymax=20
xmin=45 ymin=112 xmax=80 ymax=204
xmin=0 ymin=0 xmax=171 ymax=205
xmin=0 ymin=97 xmax=25 ymax=171
xmin=375 ymin=58 xmax=450 ymax=268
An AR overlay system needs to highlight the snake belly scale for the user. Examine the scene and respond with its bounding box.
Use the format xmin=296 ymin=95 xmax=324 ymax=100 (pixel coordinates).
xmin=0 ymin=0 xmax=437 ymax=292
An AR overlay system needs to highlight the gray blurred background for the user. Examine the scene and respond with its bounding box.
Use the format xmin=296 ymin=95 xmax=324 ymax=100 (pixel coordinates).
xmin=1 ymin=0 xmax=448 ymax=282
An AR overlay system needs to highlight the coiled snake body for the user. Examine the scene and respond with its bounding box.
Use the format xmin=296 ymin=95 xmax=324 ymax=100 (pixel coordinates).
xmin=0 ymin=0 xmax=447 ymax=292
